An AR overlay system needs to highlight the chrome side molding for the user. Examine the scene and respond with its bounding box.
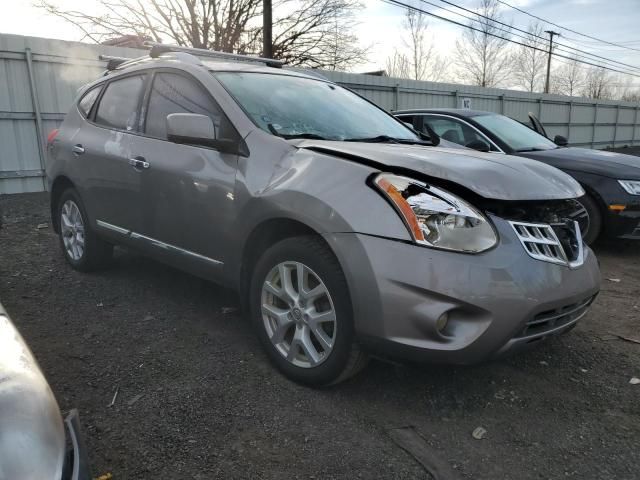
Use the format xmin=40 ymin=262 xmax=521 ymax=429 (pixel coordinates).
xmin=96 ymin=220 xmax=223 ymax=266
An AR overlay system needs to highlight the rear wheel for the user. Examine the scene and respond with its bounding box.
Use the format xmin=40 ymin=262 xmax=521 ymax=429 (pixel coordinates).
xmin=57 ymin=189 xmax=112 ymax=271
xmin=249 ymin=236 xmax=368 ymax=386
xmin=576 ymin=194 xmax=602 ymax=245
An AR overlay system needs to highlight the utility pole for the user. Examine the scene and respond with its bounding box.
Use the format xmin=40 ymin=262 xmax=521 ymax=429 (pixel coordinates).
xmin=263 ymin=0 xmax=273 ymax=59
xmin=544 ymin=30 xmax=560 ymax=94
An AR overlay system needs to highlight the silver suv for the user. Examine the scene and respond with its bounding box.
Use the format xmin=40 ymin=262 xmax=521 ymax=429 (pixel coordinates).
xmin=46 ymin=45 xmax=601 ymax=385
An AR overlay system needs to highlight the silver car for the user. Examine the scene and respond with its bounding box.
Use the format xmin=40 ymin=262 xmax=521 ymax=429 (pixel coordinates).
xmin=0 ymin=302 xmax=89 ymax=479
xmin=46 ymin=45 xmax=601 ymax=386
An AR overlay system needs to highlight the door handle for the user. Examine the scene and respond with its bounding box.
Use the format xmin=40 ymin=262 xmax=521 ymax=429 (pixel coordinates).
xmin=72 ymin=144 xmax=85 ymax=155
xmin=129 ymin=157 xmax=150 ymax=170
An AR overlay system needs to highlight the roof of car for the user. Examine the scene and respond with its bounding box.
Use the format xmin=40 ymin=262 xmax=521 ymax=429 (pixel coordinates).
xmin=104 ymin=50 xmax=325 ymax=82
xmin=394 ymin=108 xmax=494 ymax=117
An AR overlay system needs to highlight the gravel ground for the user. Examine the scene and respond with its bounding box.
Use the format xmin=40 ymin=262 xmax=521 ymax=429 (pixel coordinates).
xmin=0 ymin=192 xmax=639 ymax=480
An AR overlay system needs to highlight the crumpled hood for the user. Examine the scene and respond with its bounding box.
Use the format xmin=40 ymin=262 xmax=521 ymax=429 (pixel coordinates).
xmin=299 ymin=141 xmax=584 ymax=200
xmin=518 ymin=147 xmax=640 ymax=180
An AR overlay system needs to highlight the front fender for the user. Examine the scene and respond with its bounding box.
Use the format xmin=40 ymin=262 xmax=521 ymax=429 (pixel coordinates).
xmin=224 ymin=136 xmax=412 ymax=284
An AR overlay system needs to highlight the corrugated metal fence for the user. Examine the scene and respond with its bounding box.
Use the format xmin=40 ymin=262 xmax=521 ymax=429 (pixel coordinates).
xmin=0 ymin=34 xmax=145 ymax=194
xmin=1 ymin=33 xmax=639 ymax=194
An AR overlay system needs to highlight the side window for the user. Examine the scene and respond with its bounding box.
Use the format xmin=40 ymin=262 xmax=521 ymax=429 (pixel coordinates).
xmin=423 ymin=116 xmax=491 ymax=149
xmin=145 ymin=72 xmax=233 ymax=141
xmin=423 ymin=116 xmax=466 ymax=145
xmin=78 ymin=85 xmax=102 ymax=118
xmin=95 ymin=75 xmax=146 ymax=131
xmin=397 ymin=115 xmax=414 ymax=127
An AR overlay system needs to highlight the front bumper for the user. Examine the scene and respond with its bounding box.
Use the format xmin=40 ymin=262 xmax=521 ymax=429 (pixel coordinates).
xmin=595 ymin=179 xmax=640 ymax=239
xmin=62 ymin=409 xmax=91 ymax=480
xmin=325 ymin=217 xmax=601 ymax=365
xmin=604 ymin=203 xmax=640 ymax=239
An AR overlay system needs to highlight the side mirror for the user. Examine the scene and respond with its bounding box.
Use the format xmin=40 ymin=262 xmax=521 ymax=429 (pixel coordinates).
xmin=553 ymin=135 xmax=568 ymax=147
xmin=166 ymin=113 xmax=238 ymax=153
xmin=466 ymin=139 xmax=491 ymax=152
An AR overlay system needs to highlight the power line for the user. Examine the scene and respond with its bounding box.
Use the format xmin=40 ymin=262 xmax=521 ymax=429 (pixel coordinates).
xmin=494 ymin=0 xmax=640 ymax=53
xmin=430 ymin=0 xmax=640 ymax=74
xmin=381 ymin=0 xmax=640 ymax=78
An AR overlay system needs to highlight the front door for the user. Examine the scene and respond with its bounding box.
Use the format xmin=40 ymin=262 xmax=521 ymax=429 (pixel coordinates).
xmin=128 ymin=70 xmax=240 ymax=274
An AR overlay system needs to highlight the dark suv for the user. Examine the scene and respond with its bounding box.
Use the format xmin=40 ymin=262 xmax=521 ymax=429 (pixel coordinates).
xmin=46 ymin=45 xmax=600 ymax=385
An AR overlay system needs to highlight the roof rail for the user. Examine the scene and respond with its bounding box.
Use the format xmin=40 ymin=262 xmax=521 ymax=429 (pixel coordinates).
xmin=146 ymin=42 xmax=284 ymax=68
xmin=99 ymin=55 xmax=134 ymax=70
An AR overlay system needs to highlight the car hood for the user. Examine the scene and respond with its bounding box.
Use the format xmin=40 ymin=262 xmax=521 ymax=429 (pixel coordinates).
xmin=517 ymin=147 xmax=640 ymax=179
xmin=0 ymin=303 xmax=66 ymax=480
xmin=298 ymin=141 xmax=584 ymax=200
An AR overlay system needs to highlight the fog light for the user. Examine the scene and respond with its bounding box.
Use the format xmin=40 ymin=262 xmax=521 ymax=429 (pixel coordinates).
xmin=436 ymin=312 xmax=449 ymax=333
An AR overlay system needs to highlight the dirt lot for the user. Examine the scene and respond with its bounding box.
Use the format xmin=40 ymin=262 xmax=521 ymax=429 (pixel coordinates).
xmin=0 ymin=192 xmax=638 ymax=480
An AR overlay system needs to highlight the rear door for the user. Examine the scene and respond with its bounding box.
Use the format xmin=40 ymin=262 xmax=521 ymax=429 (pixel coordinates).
xmin=128 ymin=69 xmax=240 ymax=272
xmin=80 ymin=73 xmax=148 ymax=234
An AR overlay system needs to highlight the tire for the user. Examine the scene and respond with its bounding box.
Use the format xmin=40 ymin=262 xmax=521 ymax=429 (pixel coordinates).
xmin=577 ymin=194 xmax=602 ymax=245
xmin=57 ymin=188 xmax=113 ymax=271
xmin=249 ymin=235 xmax=368 ymax=386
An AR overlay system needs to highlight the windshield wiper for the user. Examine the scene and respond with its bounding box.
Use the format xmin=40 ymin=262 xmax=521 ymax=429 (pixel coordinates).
xmin=279 ymin=133 xmax=328 ymax=140
xmin=267 ymin=123 xmax=328 ymax=140
xmin=344 ymin=135 xmax=431 ymax=145
xmin=515 ymin=147 xmax=545 ymax=152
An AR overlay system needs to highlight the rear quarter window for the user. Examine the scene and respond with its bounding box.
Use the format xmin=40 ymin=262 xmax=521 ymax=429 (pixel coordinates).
xmin=78 ymin=85 xmax=102 ymax=118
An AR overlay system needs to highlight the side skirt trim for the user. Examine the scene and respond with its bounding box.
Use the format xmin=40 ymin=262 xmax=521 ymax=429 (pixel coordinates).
xmin=96 ymin=220 xmax=224 ymax=266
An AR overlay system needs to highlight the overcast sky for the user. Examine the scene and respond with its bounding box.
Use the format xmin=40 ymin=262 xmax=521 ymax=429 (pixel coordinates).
xmin=2 ymin=0 xmax=639 ymax=83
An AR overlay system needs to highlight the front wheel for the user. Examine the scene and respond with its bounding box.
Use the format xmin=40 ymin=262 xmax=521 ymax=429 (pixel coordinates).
xmin=57 ymin=188 xmax=113 ymax=271
xmin=576 ymin=194 xmax=602 ymax=245
xmin=249 ymin=236 xmax=367 ymax=386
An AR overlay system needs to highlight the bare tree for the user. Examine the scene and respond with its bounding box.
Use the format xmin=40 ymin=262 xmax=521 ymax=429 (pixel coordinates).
xmin=37 ymin=0 xmax=368 ymax=69
xmin=621 ymin=90 xmax=640 ymax=102
xmin=551 ymin=56 xmax=585 ymax=97
xmin=454 ymin=0 xmax=512 ymax=87
xmin=385 ymin=50 xmax=410 ymax=78
xmin=611 ymin=76 xmax=640 ymax=102
xmin=511 ymin=22 xmax=546 ymax=92
xmin=582 ymin=66 xmax=613 ymax=99
xmin=384 ymin=9 xmax=448 ymax=81
xmin=277 ymin=1 xmax=369 ymax=69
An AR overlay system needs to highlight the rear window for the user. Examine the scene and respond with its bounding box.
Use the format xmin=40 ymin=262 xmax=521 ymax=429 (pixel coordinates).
xmin=95 ymin=75 xmax=146 ymax=131
xmin=78 ymin=85 xmax=101 ymax=117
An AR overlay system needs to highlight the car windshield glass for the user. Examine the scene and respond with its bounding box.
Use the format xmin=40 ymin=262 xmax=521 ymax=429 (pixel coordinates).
xmin=472 ymin=113 xmax=557 ymax=151
xmin=213 ymin=72 xmax=422 ymax=142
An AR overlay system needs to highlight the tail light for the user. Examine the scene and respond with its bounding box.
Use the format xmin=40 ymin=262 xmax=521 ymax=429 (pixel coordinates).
xmin=47 ymin=129 xmax=59 ymax=146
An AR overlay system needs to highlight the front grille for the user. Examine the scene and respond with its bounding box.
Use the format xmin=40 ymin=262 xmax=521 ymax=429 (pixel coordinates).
xmin=510 ymin=220 xmax=584 ymax=268
xmin=517 ymin=295 xmax=596 ymax=338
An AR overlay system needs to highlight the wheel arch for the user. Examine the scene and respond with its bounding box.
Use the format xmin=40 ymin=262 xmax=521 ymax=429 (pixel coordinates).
xmin=579 ymin=181 xmax=607 ymax=213
xmin=50 ymin=175 xmax=76 ymax=233
xmin=236 ymin=217 xmax=334 ymax=305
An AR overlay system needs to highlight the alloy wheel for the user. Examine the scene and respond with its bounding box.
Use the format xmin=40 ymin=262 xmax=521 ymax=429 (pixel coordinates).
xmin=261 ymin=261 xmax=337 ymax=368
xmin=60 ymin=200 xmax=85 ymax=261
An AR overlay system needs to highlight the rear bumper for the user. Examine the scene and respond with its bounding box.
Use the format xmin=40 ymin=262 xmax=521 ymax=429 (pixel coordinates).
xmin=325 ymin=217 xmax=601 ymax=365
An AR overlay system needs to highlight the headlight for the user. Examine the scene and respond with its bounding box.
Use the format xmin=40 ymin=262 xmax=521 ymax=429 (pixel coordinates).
xmin=373 ymin=173 xmax=497 ymax=253
xmin=618 ymin=180 xmax=640 ymax=195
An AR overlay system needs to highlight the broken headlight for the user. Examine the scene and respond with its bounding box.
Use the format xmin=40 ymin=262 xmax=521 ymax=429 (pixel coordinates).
xmin=373 ymin=173 xmax=497 ymax=253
